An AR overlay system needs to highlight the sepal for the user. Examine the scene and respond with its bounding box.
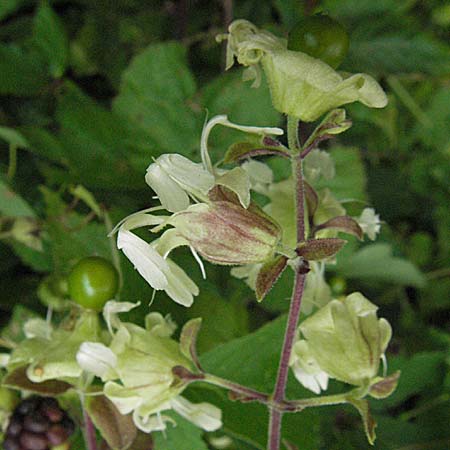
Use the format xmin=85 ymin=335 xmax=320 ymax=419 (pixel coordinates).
xmin=255 ymin=255 xmax=288 ymax=302
xmin=297 ymin=238 xmax=347 ymax=260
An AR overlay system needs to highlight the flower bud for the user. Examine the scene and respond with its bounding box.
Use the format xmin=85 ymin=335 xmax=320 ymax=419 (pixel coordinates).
xmin=167 ymin=201 xmax=281 ymax=265
xmin=298 ymin=292 xmax=392 ymax=387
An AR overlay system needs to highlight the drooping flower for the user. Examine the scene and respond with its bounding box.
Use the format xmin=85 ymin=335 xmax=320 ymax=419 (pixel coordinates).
xmin=158 ymin=201 xmax=281 ymax=265
xmin=295 ymin=292 xmax=392 ymax=388
xmin=217 ymin=20 xmax=388 ymax=122
xmin=117 ymin=229 xmax=199 ymax=307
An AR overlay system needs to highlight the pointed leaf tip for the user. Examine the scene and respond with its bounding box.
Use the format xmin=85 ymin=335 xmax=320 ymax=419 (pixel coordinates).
xmin=297 ymin=238 xmax=347 ymax=260
xmin=256 ymin=255 xmax=288 ymax=302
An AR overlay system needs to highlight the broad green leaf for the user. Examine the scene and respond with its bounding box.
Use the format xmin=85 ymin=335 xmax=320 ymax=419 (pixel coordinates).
xmin=113 ymin=42 xmax=200 ymax=158
xmin=0 ymin=178 xmax=36 ymax=217
xmin=347 ymin=35 xmax=450 ymax=76
xmin=0 ymin=0 xmax=26 ymax=21
xmin=200 ymin=317 xmax=320 ymax=448
xmin=41 ymin=187 xmax=111 ymax=271
xmin=323 ymin=0 xmax=413 ymax=18
xmin=335 ymin=243 xmax=426 ymax=287
xmin=153 ymin=410 xmax=209 ymax=450
xmin=314 ymin=146 xmax=367 ymax=203
xmin=33 ymin=3 xmax=69 ymax=78
xmin=185 ymin=285 xmax=249 ymax=353
xmin=55 ymin=82 xmax=142 ymax=189
xmin=414 ymin=88 xmax=450 ymax=154
xmin=0 ymin=44 xmax=48 ymax=95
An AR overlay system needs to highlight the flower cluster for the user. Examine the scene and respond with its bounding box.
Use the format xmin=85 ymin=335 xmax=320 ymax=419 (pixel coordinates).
xmin=77 ymin=301 xmax=222 ymax=433
xmin=114 ymin=115 xmax=284 ymax=306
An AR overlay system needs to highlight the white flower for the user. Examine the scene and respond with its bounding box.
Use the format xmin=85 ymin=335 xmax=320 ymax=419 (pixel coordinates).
xmin=117 ymin=229 xmax=199 ymax=307
xmin=170 ymin=396 xmax=222 ymax=431
xmin=290 ymin=340 xmax=329 ymax=394
xmin=145 ymin=154 xmax=215 ymax=213
xmin=200 ymin=114 xmax=283 ymax=174
xmin=76 ymin=342 xmax=117 ymax=378
xmin=357 ymin=208 xmax=381 ymax=240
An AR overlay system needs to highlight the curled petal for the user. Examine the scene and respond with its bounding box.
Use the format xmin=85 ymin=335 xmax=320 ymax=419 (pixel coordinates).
xmin=171 ymin=396 xmax=222 ymax=431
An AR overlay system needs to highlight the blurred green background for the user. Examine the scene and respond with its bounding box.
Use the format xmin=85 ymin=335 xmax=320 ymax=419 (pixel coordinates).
xmin=0 ymin=1 xmax=449 ymax=449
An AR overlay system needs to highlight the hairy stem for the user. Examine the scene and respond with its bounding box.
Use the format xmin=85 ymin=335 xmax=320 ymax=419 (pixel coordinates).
xmin=83 ymin=407 xmax=98 ymax=450
xmin=203 ymin=373 xmax=270 ymax=403
xmin=268 ymin=117 xmax=307 ymax=450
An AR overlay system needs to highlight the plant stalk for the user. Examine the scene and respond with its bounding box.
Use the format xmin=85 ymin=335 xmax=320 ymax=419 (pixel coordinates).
xmin=268 ymin=117 xmax=307 ymax=450
xmin=83 ymin=407 xmax=98 ymax=450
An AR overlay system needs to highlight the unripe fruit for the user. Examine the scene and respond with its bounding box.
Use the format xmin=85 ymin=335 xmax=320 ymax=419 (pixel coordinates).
xmin=68 ymin=256 xmax=119 ymax=311
xmin=287 ymin=15 xmax=349 ymax=69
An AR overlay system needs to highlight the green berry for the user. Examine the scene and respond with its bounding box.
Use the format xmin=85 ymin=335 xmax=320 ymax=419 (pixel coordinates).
xmin=287 ymin=15 xmax=350 ymax=69
xmin=68 ymin=256 xmax=119 ymax=311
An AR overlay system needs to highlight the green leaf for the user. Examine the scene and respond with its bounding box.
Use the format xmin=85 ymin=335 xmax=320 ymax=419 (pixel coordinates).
xmin=86 ymin=395 xmax=137 ymax=450
xmin=153 ymin=410 xmax=209 ymax=450
xmin=55 ymin=82 xmax=142 ymax=189
xmin=347 ymin=35 xmax=450 ymax=76
xmin=200 ymin=317 xmax=320 ymax=448
xmin=0 ymin=0 xmax=26 ymax=21
xmin=314 ymin=146 xmax=367 ymax=202
xmin=0 ymin=178 xmax=36 ymax=217
xmin=0 ymin=43 xmax=48 ymax=95
xmin=414 ymin=88 xmax=450 ymax=153
xmin=41 ymin=186 xmax=111 ymax=271
xmin=113 ymin=42 xmax=200 ymax=158
xmin=33 ymin=3 xmax=69 ymax=78
xmin=336 ymin=243 xmax=426 ymax=287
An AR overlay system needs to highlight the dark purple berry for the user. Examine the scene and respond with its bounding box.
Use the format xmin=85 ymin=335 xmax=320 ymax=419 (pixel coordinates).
xmin=3 ymin=436 xmax=21 ymax=450
xmin=16 ymin=397 xmax=39 ymax=416
xmin=60 ymin=415 xmax=75 ymax=435
xmin=19 ymin=431 xmax=49 ymax=450
xmin=47 ymin=423 xmax=69 ymax=446
xmin=39 ymin=402 xmax=63 ymax=423
xmin=23 ymin=413 xmax=49 ymax=433
xmin=6 ymin=415 xmax=23 ymax=436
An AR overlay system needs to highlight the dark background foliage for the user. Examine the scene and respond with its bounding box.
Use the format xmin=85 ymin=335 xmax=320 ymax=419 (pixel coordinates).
xmin=0 ymin=1 xmax=449 ymax=449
